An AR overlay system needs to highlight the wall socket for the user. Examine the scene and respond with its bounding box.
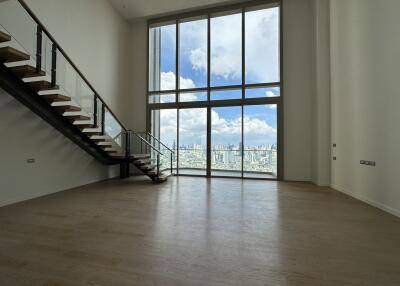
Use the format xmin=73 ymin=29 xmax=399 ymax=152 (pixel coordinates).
xmin=360 ymin=160 xmax=376 ymax=166
xmin=27 ymin=159 xmax=35 ymax=163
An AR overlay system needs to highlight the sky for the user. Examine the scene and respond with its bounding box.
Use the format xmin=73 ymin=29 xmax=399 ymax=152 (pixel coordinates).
xmin=150 ymin=7 xmax=280 ymax=148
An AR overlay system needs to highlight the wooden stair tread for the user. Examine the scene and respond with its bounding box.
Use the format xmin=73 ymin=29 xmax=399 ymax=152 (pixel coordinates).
xmin=110 ymin=153 xmax=127 ymax=158
xmin=91 ymin=138 xmax=108 ymax=142
xmin=65 ymin=114 xmax=91 ymax=121
xmin=0 ymin=31 xmax=11 ymax=43
xmin=73 ymin=120 xmax=95 ymax=129
xmin=90 ymin=135 xmax=112 ymax=142
xmin=41 ymin=94 xmax=71 ymax=102
xmin=0 ymin=46 xmax=30 ymax=63
xmin=82 ymin=130 xmax=101 ymax=135
xmin=155 ymin=173 xmax=169 ymax=182
xmin=140 ymin=164 xmax=156 ymax=170
xmin=75 ymin=124 xmax=94 ymax=129
xmin=28 ymin=80 xmax=59 ymax=91
xmin=9 ymin=65 xmax=46 ymax=78
xmin=54 ymin=105 xmax=81 ymax=112
xmin=135 ymin=159 xmax=151 ymax=165
xmin=97 ymin=141 xmax=113 ymax=146
xmin=132 ymin=154 xmax=151 ymax=159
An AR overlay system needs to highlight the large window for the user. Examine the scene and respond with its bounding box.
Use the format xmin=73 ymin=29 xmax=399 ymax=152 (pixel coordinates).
xmin=148 ymin=0 xmax=281 ymax=180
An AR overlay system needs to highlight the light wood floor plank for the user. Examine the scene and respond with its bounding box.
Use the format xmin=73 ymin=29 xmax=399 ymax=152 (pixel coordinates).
xmin=0 ymin=176 xmax=400 ymax=285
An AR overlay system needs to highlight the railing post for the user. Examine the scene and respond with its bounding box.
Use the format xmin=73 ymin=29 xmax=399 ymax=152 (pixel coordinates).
xmin=93 ymin=96 xmax=97 ymax=128
xmin=147 ymin=134 xmax=151 ymax=154
xmin=36 ymin=25 xmax=43 ymax=73
xmin=51 ymin=42 xmax=57 ymax=87
xmin=157 ymin=154 xmax=160 ymax=176
xmin=170 ymin=152 xmax=173 ymax=174
xmin=125 ymin=131 xmax=130 ymax=178
xmin=101 ymin=104 xmax=105 ymax=135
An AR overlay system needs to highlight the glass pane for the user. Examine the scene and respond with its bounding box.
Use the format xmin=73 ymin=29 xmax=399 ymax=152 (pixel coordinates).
xmin=245 ymin=86 xmax=280 ymax=99
xmin=211 ymin=12 xmax=242 ymax=87
xmin=149 ymin=93 xmax=176 ymax=104
xmin=149 ymin=24 xmax=176 ymax=91
xmin=211 ymin=89 xmax=241 ymax=101
xmin=179 ymin=91 xmax=207 ymax=102
xmin=245 ymin=6 xmax=280 ymax=84
xmin=211 ymin=106 xmax=242 ymax=177
xmin=243 ymin=105 xmax=277 ymax=178
xmin=0 ymin=0 xmax=37 ymax=60
xmin=151 ymin=109 xmax=178 ymax=171
xmin=105 ymin=109 xmax=123 ymax=145
xmin=179 ymin=18 xmax=207 ymax=89
xmin=179 ymin=108 xmax=207 ymax=175
xmin=55 ymin=52 xmax=94 ymax=119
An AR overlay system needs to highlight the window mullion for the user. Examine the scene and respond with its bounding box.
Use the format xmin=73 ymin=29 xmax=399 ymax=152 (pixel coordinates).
xmin=175 ymin=19 xmax=179 ymax=102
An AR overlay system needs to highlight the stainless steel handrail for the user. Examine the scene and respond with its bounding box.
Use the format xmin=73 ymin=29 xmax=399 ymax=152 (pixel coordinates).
xmin=136 ymin=131 xmax=174 ymax=154
xmin=131 ymin=131 xmax=163 ymax=155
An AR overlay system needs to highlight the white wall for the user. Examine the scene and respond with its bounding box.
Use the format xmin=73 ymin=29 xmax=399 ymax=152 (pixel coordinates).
xmin=311 ymin=0 xmax=331 ymax=186
xmin=128 ymin=0 xmax=322 ymax=182
xmin=129 ymin=19 xmax=148 ymax=132
xmin=0 ymin=0 xmax=128 ymax=206
xmin=282 ymin=0 xmax=315 ymax=181
xmin=24 ymin=0 xmax=132 ymax=126
xmin=0 ymin=88 xmax=117 ymax=206
xmin=331 ymin=0 xmax=400 ymax=216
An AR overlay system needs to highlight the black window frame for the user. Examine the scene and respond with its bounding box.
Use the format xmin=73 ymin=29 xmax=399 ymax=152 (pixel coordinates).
xmin=146 ymin=0 xmax=284 ymax=180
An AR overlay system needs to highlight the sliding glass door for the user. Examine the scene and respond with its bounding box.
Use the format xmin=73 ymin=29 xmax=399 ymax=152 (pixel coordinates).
xmin=243 ymin=105 xmax=277 ymax=178
xmin=151 ymin=109 xmax=178 ymax=171
xmin=211 ymin=106 xmax=242 ymax=177
xmin=178 ymin=108 xmax=207 ymax=175
xmin=151 ymin=104 xmax=278 ymax=179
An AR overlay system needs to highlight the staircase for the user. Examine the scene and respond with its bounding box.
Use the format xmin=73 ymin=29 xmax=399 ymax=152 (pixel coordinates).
xmin=0 ymin=1 xmax=174 ymax=182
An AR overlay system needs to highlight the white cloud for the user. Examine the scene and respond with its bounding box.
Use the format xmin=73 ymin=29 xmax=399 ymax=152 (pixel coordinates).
xmin=266 ymin=91 xmax=275 ymax=97
xmin=161 ymin=72 xmax=206 ymax=102
xmin=190 ymin=48 xmax=207 ymax=71
xmin=159 ymin=108 xmax=277 ymax=147
xmin=210 ymin=13 xmax=242 ymax=80
xmin=245 ymin=8 xmax=280 ymax=83
xmin=185 ymin=7 xmax=279 ymax=83
xmin=161 ymin=71 xmax=195 ymax=90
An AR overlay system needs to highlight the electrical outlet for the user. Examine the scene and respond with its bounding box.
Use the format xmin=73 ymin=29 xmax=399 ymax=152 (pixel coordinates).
xmin=360 ymin=160 xmax=376 ymax=167
xmin=27 ymin=159 xmax=35 ymax=163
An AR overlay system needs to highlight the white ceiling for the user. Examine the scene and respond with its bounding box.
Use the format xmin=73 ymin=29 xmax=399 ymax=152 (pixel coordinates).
xmin=108 ymin=0 xmax=245 ymax=20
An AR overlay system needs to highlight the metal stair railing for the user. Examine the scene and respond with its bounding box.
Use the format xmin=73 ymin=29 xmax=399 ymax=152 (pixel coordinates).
xmin=2 ymin=0 xmax=129 ymax=160
xmin=130 ymin=131 xmax=164 ymax=176
xmin=136 ymin=131 xmax=174 ymax=175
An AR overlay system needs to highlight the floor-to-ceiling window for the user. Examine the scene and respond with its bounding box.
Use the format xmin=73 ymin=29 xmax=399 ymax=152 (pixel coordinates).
xmin=148 ymin=0 xmax=282 ymax=180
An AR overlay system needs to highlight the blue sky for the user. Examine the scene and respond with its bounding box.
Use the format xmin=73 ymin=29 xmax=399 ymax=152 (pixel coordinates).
xmin=152 ymin=7 xmax=280 ymax=147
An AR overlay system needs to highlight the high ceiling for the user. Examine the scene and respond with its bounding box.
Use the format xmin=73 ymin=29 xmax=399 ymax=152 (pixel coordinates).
xmin=108 ymin=0 xmax=244 ymax=20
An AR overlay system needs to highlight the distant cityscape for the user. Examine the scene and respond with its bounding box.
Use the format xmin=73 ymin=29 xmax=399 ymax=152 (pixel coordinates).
xmin=159 ymin=141 xmax=277 ymax=175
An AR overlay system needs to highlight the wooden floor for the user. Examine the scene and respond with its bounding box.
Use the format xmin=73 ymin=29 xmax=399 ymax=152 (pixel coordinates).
xmin=1 ymin=177 xmax=400 ymax=286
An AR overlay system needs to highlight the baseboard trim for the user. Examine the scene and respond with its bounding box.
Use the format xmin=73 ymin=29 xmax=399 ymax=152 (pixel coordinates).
xmin=284 ymin=177 xmax=312 ymax=182
xmin=332 ymin=184 xmax=400 ymax=218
